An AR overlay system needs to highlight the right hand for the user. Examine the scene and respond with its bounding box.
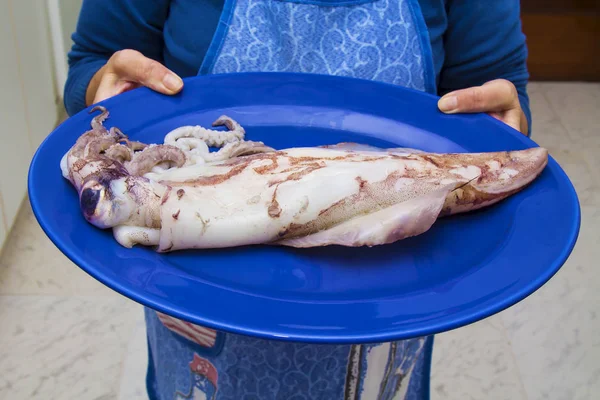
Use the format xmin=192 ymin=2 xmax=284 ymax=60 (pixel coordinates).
xmin=86 ymin=49 xmax=184 ymax=105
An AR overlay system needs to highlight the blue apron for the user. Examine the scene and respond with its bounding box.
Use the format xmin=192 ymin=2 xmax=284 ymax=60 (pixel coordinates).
xmin=146 ymin=0 xmax=436 ymax=398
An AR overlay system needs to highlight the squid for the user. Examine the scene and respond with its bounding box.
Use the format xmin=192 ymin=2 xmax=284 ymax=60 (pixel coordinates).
xmin=60 ymin=106 xmax=548 ymax=252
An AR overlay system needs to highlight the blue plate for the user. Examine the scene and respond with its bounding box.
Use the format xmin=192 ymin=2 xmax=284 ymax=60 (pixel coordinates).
xmin=28 ymin=73 xmax=580 ymax=344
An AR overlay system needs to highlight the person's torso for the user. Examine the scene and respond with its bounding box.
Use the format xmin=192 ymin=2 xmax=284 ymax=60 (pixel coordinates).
xmin=154 ymin=2 xmax=443 ymax=399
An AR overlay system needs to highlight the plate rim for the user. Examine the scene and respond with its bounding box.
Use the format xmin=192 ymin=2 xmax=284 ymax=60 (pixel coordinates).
xmin=28 ymin=72 xmax=582 ymax=343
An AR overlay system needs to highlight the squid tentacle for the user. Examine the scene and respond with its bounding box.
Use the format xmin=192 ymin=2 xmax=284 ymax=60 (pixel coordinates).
xmin=162 ymin=116 xmax=274 ymax=165
xmin=164 ymin=115 xmax=246 ymax=149
xmin=119 ymin=138 xmax=148 ymax=152
xmin=90 ymin=105 xmax=110 ymax=132
xmin=212 ymin=115 xmax=245 ymax=133
xmin=84 ymin=137 xmax=120 ymax=158
xmin=125 ymin=144 xmax=187 ymax=176
xmin=105 ymin=144 xmax=134 ymax=163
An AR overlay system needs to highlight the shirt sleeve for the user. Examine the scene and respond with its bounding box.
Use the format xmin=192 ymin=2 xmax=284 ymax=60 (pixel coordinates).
xmin=63 ymin=0 xmax=171 ymax=116
xmin=439 ymin=1 xmax=532 ymax=134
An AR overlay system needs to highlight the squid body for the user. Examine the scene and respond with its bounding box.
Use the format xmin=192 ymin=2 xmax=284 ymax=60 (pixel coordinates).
xmin=60 ymin=106 xmax=548 ymax=252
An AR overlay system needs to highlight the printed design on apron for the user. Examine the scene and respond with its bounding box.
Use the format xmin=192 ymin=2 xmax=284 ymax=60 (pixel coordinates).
xmin=175 ymin=354 xmax=219 ymax=400
xmin=199 ymin=0 xmax=436 ymax=94
xmin=157 ymin=312 xmax=218 ymax=348
xmin=211 ymin=337 xmax=352 ymax=399
xmin=157 ymin=312 xmax=225 ymax=357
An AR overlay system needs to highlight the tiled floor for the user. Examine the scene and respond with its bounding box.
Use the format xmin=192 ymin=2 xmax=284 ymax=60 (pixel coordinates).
xmin=0 ymin=82 xmax=598 ymax=400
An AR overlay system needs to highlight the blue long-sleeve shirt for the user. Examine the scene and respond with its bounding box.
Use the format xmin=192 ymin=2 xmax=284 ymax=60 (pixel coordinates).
xmin=64 ymin=0 xmax=531 ymax=132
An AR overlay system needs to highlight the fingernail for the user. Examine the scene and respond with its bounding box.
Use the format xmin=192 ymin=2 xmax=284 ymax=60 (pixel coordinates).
xmin=163 ymin=74 xmax=183 ymax=91
xmin=438 ymin=95 xmax=457 ymax=113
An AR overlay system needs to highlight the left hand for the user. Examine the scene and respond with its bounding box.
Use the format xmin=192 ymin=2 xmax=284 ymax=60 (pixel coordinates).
xmin=437 ymin=79 xmax=528 ymax=135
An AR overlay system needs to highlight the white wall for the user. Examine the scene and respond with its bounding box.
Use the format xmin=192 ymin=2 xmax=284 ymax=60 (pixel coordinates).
xmin=59 ymin=0 xmax=81 ymax=59
xmin=0 ymin=1 xmax=62 ymax=250
xmin=47 ymin=0 xmax=82 ymax=102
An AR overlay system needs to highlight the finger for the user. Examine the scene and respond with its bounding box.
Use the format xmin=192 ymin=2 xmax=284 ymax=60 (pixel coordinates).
xmin=110 ymin=49 xmax=183 ymax=94
xmin=93 ymin=74 xmax=140 ymax=103
xmin=489 ymin=108 xmax=529 ymax=134
xmin=438 ymin=79 xmax=519 ymax=114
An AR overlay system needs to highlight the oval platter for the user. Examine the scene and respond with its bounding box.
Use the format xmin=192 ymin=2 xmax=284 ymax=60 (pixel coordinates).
xmin=28 ymin=73 xmax=580 ymax=343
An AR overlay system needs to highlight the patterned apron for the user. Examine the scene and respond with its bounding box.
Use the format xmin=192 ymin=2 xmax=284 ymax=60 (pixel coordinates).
xmin=145 ymin=0 xmax=436 ymax=399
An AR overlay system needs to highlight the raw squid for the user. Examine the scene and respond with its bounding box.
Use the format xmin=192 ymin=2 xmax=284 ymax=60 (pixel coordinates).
xmin=60 ymin=106 xmax=548 ymax=252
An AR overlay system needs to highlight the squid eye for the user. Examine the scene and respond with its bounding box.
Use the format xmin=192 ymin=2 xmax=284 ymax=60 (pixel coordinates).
xmin=80 ymin=187 xmax=102 ymax=217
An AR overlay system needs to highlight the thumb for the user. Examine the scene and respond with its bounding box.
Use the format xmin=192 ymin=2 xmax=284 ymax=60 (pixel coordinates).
xmin=109 ymin=49 xmax=183 ymax=95
xmin=438 ymin=79 xmax=520 ymax=114
xmin=94 ymin=74 xmax=141 ymax=104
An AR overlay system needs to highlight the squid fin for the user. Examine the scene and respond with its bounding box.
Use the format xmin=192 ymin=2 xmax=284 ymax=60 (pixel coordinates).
xmin=275 ymin=183 xmax=456 ymax=248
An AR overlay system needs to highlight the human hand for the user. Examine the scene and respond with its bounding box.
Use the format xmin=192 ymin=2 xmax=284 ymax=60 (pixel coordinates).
xmin=437 ymin=79 xmax=528 ymax=135
xmin=86 ymin=49 xmax=184 ymax=106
